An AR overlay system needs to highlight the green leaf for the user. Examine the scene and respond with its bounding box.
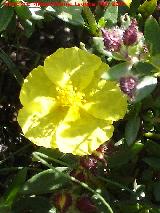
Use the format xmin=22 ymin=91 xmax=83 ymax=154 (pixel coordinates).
xmin=21 ymin=168 xmax=70 ymax=195
xmin=29 ymin=6 xmax=44 ymax=20
xmin=125 ymin=115 xmax=140 ymax=146
xmin=145 ymin=140 xmax=160 ymax=158
xmin=143 ymin=157 xmax=160 ymax=170
xmin=20 ymin=19 xmax=35 ymax=38
xmin=15 ymin=4 xmax=44 ymax=20
xmin=36 ymin=147 xmax=78 ymax=167
xmin=134 ymin=76 xmax=157 ymax=102
xmin=13 ymin=196 xmax=54 ymax=213
xmin=15 ymin=6 xmax=32 ymax=20
xmin=150 ymin=54 xmax=160 ymax=70
xmin=133 ymin=62 xmax=155 ymax=76
xmin=44 ymin=0 xmax=84 ymax=26
xmin=0 ymin=48 xmax=24 ymax=86
xmin=144 ymin=16 xmax=160 ymax=55
xmin=0 ymin=7 xmax=14 ymax=32
xmin=108 ymin=143 xmax=144 ymax=168
xmin=139 ymin=0 xmax=157 ymax=17
xmin=153 ymin=182 xmax=160 ymax=202
xmin=104 ymin=1 xmax=118 ymax=27
xmin=102 ymin=62 xmax=132 ymax=80
xmin=4 ymin=168 xmax=27 ymax=207
xmin=0 ymin=205 xmax=10 ymax=213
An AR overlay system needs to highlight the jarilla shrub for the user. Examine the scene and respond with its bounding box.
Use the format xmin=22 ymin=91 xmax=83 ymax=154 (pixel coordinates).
xmin=18 ymin=47 xmax=127 ymax=156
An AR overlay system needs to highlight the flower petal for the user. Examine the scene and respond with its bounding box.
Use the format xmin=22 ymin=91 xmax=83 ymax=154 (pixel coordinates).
xmin=18 ymin=97 xmax=67 ymax=148
xmin=20 ymin=66 xmax=57 ymax=106
xmin=83 ymin=62 xmax=109 ymax=96
xmin=44 ymin=47 xmax=102 ymax=90
xmin=56 ymin=109 xmax=113 ymax=156
xmin=83 ymin=81 xmax=127 ymax=122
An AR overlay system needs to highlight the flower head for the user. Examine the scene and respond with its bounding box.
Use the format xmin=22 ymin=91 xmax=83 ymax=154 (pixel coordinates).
xmin=17 ymin=47 xmax=127 ymax=156
xmin=101 ymin=28 xmax=123 ymax=52
xmin=123 ymin=19 xmax=138 ymax=46
xmin=120 ymin=76 xmax=138 ymax=98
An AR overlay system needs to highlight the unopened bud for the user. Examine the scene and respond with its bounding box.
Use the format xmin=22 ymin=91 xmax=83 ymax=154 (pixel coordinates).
xmin=54 ymin=192 xmax=72 ymax=213
xmin=76 ymin=196 xmax=97 ymax=213
xmin=101 ymin=28 xmax=122 ymax=52
xmin=123 ymin=19 xmax=138 ymax=46
xmin=70 ymin=169 xmax=86 ymax=182
xmin=80 ymin=156 xmax=97 ymax=170
xmin=120 ymin=76 xmax=138 ymax=98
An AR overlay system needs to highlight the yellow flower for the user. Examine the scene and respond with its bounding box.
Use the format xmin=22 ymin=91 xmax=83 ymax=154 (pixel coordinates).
xmin=122 ymin=0 xmax=132 ymax=7
xmin=17 ymin=47 xmax=127 ymax=156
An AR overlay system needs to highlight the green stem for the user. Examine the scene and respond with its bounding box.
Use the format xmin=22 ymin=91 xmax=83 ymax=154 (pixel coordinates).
xmin=82 ymin=0 xmax=98 ymax=36
xmin=33 ymin=152 xmax=114 ymax=213
xmin=144 ymin=132 xmax=160 ymax=140
xmin=34 ymin=152 xmax=70 ymax=167
xmin=97 ymin=176 xmax=135 ymax=196
xmin=36 ymin=152 xmax=134 ymax=197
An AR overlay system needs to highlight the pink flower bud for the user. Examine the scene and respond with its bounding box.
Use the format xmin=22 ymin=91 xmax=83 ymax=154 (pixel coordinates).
xmin=101 ymin=28 xmax=123 ymax=52
xmin=54 ymin=192 xmax=72 ymax=213
xmin=120 ymin=76 xmax=138 ymax=98
xmin=123 ymin=19 xmax=138 ymax=46
xmin=70 ymin=169 xmax=86 ymax=182
xmin=80 ymin=156 xmax=97 ymax=170
xmin=76 ymin=196 xmax=97 ymax=213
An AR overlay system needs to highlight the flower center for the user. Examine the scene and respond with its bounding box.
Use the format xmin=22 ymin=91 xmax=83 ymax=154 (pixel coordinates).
xmin=56 ymin=82 xmax=85 ymax=107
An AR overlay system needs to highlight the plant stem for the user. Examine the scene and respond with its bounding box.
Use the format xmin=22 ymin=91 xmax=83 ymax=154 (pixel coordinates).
xmin=33 ymin=152 xmax=114 ymax=213
xmin=97 ymin=176 xmax=135 ymax=195
xmin=33 ymin=152 xmax=70 ymax=167
xmin=144 ymin=132 xmax=160 ymax=140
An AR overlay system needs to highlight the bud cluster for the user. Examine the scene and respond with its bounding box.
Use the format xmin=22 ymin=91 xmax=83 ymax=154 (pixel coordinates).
xmin=123 ymin=19 xmax=138 ymax=46
xmin=102 ymin=19 xmax=141 ymax=53
xmin=119 ymin=76 xmax=138 ymax=99
xmin=53 ymin=143 xmax=118 ymax=212
xmin=53 ymin=191 xmax=97 ymax=212
xmin=101 ymin=28 xmax=123 ymax=52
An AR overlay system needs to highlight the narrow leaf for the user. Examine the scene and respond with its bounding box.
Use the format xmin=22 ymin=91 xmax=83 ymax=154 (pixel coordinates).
xmin=125 ymin=115 xmax=140 ymax=146
xmin=143 ymin=157 xmax=160 ymax=170
xmin=139 ymin=0 xmax=157 ymax=17
xmin=102 ymin=62 xmax=132 ymax=80
xmin=21 ymin=168 xmax=70 ymax=195
xmin=144 ymin=16 xmax=160 ymax=55
xmin=4 ymin=168 xmax=27 ymax=207
xmin=104 ymin=0 xmax=118 ymax=27
xmin=0 ymin=7 xmax=14 ymax=32
xmin=0 ymin=48 xmax=23 ymax=86
xmin=135 ymin=76 xmax=157 ymax=102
